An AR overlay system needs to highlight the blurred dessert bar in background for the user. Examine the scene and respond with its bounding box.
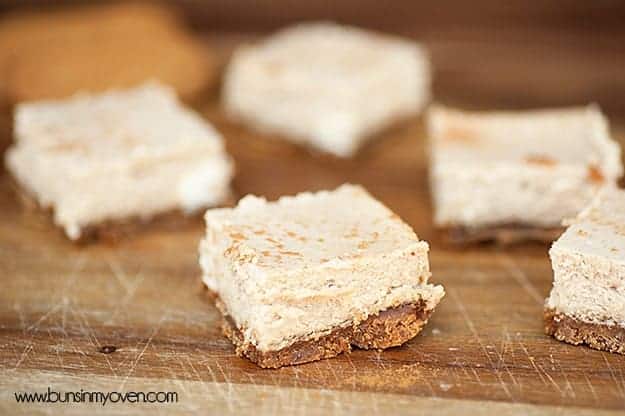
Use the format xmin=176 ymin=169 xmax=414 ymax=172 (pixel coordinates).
xmin=223 ymin=22 xmax=430 ymax=158
xmin=5 ymin=82 xmax=233 ymax=242
xmin=428 ymin=105 xmax=623 ymax=243
xmin=199 ymin=184 xmax=444 ymax=368
xmin=0 ymin=2 xmax=215 ymax=105
xmin=545 ymin=187 xmax=625 ymax=354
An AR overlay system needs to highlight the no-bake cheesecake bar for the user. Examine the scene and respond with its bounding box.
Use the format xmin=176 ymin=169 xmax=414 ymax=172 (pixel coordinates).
xmin=199 ymin=184 xmax=444 ymax=367
xmin=545 ymin=187 xmax=625 ymax=354
xmin=5 ymin=82 xmax=233 ymax=241
xmin=428 ymin=105 xmax=623 ymax=243
xmin=223 ymin=22 xmax=430 ymax=158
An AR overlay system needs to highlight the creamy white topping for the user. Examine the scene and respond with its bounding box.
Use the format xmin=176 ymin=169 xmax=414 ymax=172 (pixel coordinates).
xmin=428 ymin=105 xmax=623 ymax=228
xmin=223 ymin=22 xmax=430 ymax=157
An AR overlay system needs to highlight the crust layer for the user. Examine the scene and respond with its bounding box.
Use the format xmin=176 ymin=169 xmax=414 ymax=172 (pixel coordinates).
xmin=217 ymin=296 xmax=434 ymax=368
xmin=11 ymin=178 xmax=231 ymax=243
xmin=544 ymin=308 xmax=625 ymax=355
xmin=445 ymin=224 xmax=563 ymax=245
xmin=71 ymin=210 xmax=205 ymax=243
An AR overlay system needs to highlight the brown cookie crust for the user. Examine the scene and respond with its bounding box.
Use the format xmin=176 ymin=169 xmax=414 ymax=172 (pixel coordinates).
xmin=70 ymin=210 xmax=205 ymax=244
xmin=10 ymin=177 xmax=232 ymax=244
xmin=544 ymin=308 xmax=625 ymax=355
xmin=444 ymin=224 xmax=563 ymax=245
xmin=218 ymin=297 xmax=434 ymax=368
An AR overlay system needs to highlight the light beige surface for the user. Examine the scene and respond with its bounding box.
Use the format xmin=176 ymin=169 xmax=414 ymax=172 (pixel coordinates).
xmin=428 ymin=105 xmax=623 ymax=228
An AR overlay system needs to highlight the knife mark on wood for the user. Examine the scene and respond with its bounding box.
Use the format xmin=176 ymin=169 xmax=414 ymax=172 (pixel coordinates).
xmin=449 ymin=288 xmax=513 ymax=400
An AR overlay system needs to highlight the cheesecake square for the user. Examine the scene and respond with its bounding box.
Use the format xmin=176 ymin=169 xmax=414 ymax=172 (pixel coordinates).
xmin=5 ymin=82 xmax=234 ymax=241
xmin=428 ymin=105 xmax=623 ymax=243
xmin=199 ymin=184 xmax=444 ymax=368
xmin=545 ymin=187 xmax=625 ymax=354
xmin=223 ymin=22 xmax=430 ymax=158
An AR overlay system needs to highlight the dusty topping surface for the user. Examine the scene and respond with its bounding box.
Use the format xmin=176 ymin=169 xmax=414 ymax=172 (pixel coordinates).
xmin=13 ymin=82 xmax=224 ymax=167
xmin=554 ymin=187 xmax=625 ymax=264
xmin=429 ymin=105 xmax=622 ymax=176
xmin=205 ymin=184 xmax=425 ymax=272
xmin=238 ymin=22 xmax=422 ymax=79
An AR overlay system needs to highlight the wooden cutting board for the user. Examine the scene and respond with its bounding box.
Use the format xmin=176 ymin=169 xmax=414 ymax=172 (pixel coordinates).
xmin=2 ymin=42 xmax=625 ymax=416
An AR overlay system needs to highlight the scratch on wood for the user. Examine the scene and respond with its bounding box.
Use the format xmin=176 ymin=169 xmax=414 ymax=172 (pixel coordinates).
xmin=325 ymin=360 xmax=341 ymax=386
xmin=12 ymin=344 xmax=33 ymax=370
xmin=344 ymin=354 xmax=357 ymax=390
xmin=498 ymin=253 xmax=544 ymax=305
xmin=118 ymin=319 xmax=161 ymax=391
xmin=185 ymin=355 xmax=228 ymax=409
xmin=104 ymin=256 xmax=146 ymax=325
xmin=469 ymin=367 xmax=484 ymax=386
xmin=602 ymin=352 xmax=625 ymax=398
xmin=25 ymin=302 xmax=63 ymax=332
xmin=105 ymin=271 xmax=146 ymax=325
xmin=449 ymin=288 xmax=513 ymax=400
xmin=49 ymin=329 xmax=65 ymax=369
xmin=204 ymin=360 xmax=234 ymax=409
xmin=551 ymin=353 xmax=576 ymax=398
xmin=60 ymin=297 xmax=69 ymax=334
xmin=414 ymin=363 xmax=437 ymax=397
xmin=373 ymin=350 xmax=386 ymax=370
xmin=499 ymin=327 xmax=519 ymax=388
xmin=13 ymin=302 xmax=26 ymax=333
xmin=518 ymin=340 xmax=548 ymax=387
xmin=67 ymin=301 xmax=118 ymax=378
xmin=68 ymin=343 xmax=90 ymax=370
xmin=246 ymin=371 xmax=259 ymax=387
xmin=214 ymin=358 xmax=235 ymax=403
xmin=582 ymin=368 xmax=599 ymax=403
xmin=185 ymin=355 xmax=203 ymax=383
xmin=107 ymin=256 xmax=135 ymax=294
xmin=537 ymin=361 xmax=565 ymax=397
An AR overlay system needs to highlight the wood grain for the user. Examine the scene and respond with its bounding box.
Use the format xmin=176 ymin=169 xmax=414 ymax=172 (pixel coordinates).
xmin=1 ymin=32 xmax=625 ymax=414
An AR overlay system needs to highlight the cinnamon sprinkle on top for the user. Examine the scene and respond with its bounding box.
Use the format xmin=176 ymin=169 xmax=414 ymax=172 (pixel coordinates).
xmin=441 ymin=126 xmax=479 ymax=143
xmin=587 ymin=165 xmax=605 ymax=184
xmin=525 ymin=154 xmax=557 ymax=166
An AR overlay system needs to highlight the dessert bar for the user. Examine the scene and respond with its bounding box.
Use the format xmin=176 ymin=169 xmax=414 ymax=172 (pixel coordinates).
xmin=545 ymin=187 xmax=625 ymax=354
xmin=5 ymin=82 xmax=233 ymax=241
xmin=223 ymin=22 xmax=430 ymax=157
xmin=428 ymin=105 xmax=622 ymax=243
xmin=199 ymin=184 xmax=444 ymax=367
